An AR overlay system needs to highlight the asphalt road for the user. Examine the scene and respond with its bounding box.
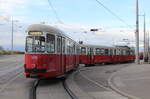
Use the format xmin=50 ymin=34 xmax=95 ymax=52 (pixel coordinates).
xmin=1 ymin=55 xmax=143 ymax=99
xmin=0 ymin=55 xmax=24 ymax=85
xmin=0 ymin=55 xmax=36 ymax=99
xmin=0 ymin=55 xmax=71 ymax=99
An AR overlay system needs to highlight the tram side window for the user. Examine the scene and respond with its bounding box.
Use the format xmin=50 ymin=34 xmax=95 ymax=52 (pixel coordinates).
xmin=69 ymin=40 xmax=73 ymax=54
xmin=118 ymin=50 xmax=121 ymax=55
xmin=73 ymin=43 xmax=75 ymax=54
xmin=76 ymin=45 xmax=81 ymax=54
xmin=67 ymin=40 xmax=70 ymax=54
xmin=130 ymin=50 xmax=134 ymax=55
xmin=113 ymin=49 xmax=116 ymax=55
xmin=87 ymin=48 xmax=90 ymax=54
xmin=121 ymin=50 xmax=124 ymax=55
xmin=128 ymin=50 xmax=132 ymax=55
xmin=123 ymin=50 xmax=126 ymax=55
xmin=109 ymin=49 xmax=113 ymax=55
xmin=117 ymin=50 xmax=120 ymax=55
xmin=90 ymin=48 xmax=94 ymax=55
xmin=26 ymin=36 xmax=33 ymax=52
xmin=127 ymin=50 xmax=130 ymax=55
xmin=77 ymin=46 xmax=81 ymax=54
xmin=62 ymin=38 xmax=65 ymax=54
xmin=81 ymin=47 xmax=86 ymax=55
xmin=105 ymin=49 xmax=109 ymax=55
xmin=47 ymin=34 xmax=55 ymax=53
xmin=96 ymin=48 xmax=100 ymax=55
xmin=57 ymin=36 xmax=61 ymax=53
xmin=100 ymin=49 xmax=105 ymax=55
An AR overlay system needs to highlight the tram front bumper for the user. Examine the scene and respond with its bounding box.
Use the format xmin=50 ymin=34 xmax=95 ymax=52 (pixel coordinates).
xmin=25 ymin=68 xmax=46 ymax=73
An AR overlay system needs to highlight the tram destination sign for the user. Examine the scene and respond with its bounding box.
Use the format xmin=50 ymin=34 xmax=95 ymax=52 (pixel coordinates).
xmin=29 ymin=31 xmax=43 ymax=35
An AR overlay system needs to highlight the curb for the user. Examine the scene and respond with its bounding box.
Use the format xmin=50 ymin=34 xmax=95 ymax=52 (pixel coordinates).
xmin=108 ymin=65 xmax=140 ymax=99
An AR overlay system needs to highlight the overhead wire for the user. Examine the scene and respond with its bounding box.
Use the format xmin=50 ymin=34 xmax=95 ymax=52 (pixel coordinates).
xmin=94 ymin=0 xmax=133 ymax=29
xmin=47 ymin=0 xmax=63 ymax=24
xmin=47 ymin=0 xmax=88 ymax=31
xmin=47 ymin=0 xmax=133 ymax=35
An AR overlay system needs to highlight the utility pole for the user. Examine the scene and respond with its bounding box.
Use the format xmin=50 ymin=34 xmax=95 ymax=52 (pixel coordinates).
xmin=148 ymin=31 xmax=150 ymax=62
xmin=143 ymin=14 xmax=147 ymax=62
xmin=11 ymin=17 xmax=14 ymax=54
xmin=135 ymin=0 xmax=140 ymax=64
xmin=10 ymin=17 xmax=20 ymax=54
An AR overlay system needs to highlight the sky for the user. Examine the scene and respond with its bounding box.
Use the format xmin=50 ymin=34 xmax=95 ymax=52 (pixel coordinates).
xmin=0 ymin=0 xmax=149 ymax=51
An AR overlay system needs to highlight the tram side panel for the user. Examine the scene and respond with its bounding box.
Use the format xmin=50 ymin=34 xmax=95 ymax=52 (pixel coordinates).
xmin=65 ymin=54 xmax=74 ymax=72
xmin=79 ymin=55 xmax=90 ymax=65
xmin=94 ymin=55 xmax=111 ymax=64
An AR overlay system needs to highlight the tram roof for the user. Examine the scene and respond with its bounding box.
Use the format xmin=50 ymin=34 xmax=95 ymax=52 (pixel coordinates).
xmin=27 ymin=24 xmax=80 ymax=45
xmin=27 ymin=24 xmax=65 ymax=36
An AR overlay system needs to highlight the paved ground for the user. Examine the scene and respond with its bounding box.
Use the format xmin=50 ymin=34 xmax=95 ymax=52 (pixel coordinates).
xmin=72 ymin=64 xmax=131 ymax=99
xmin=110 ymin=64 xmax=150 ymax=99
xmin=0 ymin=55 xmax=35 ymax=99
xmin=0 ymin=55 xmax=24 ymax=84
xmin=2 ymin=55 xmax=149 ymax=99
xmin=0 ymin=55 xmax=71 ymax=99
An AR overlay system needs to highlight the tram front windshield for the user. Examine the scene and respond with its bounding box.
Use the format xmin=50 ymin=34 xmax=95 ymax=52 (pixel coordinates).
xmin=26 ymin=36 xmax=45 ymax=53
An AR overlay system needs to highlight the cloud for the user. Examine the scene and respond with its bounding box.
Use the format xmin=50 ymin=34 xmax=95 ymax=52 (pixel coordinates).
xmin=0 ymin=21 xmax=29 ymax=51
xmin=0 ymin=14 xmax=11 ymax=21
xmin=0 ymin=22 xmax=145 ymax=51
xmin=0 ymin=0 xmax=28 ymax=13
xmin=35 ymin=2 xmax=48 ymax=6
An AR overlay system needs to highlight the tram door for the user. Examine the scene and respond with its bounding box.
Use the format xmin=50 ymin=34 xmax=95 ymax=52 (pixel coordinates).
xmin=61 ymin=37 xmax=65 ymax=73
xmin=57 ymin=36 xmax=65 ymax=74
xmin=87 ymin=48 xmax=94 ymax=64
xmin=90 ymin=48 xmax=94 ymax=64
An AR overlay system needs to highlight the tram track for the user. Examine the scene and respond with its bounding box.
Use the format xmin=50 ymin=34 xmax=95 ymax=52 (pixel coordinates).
xmin=29 ymin=80 xmax=40 ymax=99
xmin=29 ymin=64 xmax=127 ymax=99
xmin=30 ymin=75 xmax=78 ymax=99
xmin=62 ymin=79 xmax=78 ymax=99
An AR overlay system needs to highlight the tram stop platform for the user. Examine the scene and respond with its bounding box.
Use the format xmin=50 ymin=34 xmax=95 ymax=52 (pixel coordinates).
xmin=109 ymin=63 xmax=150 ymax=99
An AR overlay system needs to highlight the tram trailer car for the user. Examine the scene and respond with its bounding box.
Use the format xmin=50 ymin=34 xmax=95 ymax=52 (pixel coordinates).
xmin=79 ymin=44 xmax=135 ymax=66
xmin=24 ymin=24 xmax=80 ymax=78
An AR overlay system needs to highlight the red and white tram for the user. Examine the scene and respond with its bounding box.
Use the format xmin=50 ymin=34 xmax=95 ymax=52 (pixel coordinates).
xmin=24 ymin=24 xmax=135 ymax=78
xmin=24 ymin=24 xmax=80 ymax=78
xmin=79 ymin=45 xmax=135 ymax=66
